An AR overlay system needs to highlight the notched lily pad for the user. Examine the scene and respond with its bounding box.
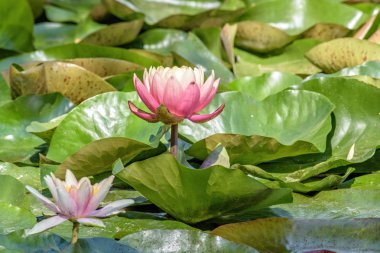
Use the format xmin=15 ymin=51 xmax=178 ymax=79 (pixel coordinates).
xmin=115 ymin=153 xmax=292 ymax=223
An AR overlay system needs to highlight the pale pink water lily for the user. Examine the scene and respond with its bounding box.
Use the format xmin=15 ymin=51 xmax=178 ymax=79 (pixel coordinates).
xmin=128 ymin=66 xmax=225 ymax=125
xmin=25 ymin=170 xmax=134 ymax=236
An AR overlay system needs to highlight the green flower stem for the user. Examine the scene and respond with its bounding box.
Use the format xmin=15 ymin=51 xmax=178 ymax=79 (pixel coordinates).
xmin=71 ymin=221 xmax=79 ymax=244
xmin=170 ymin=124 xmax=178 ymax=158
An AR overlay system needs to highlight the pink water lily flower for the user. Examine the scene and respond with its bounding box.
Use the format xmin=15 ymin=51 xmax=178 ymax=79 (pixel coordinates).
xmin=25 ymin=170 xmax=134 ymax=235
xmin=128 ymin=66 xmax=225 ymax=125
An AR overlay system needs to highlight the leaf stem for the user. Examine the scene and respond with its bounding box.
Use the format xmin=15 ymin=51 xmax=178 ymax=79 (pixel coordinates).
xmin=170 ymin=124 xmax=178 ymax=158
xmin=71 ymin=221 xmax=79 ymax=244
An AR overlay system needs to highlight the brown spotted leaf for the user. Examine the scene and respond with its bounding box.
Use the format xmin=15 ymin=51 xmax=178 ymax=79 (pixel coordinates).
xmin=80 ymin=19 xmax=144 ymax=46
xmin=10 ymin=62 xmax=116 ymax=104
xmin=303 ymin=23 xmax=349 ymax=42
xmin=235 ymin=21 xmax=295 ymax=53
xmin=305 ymin=38 xmax=380 ymax=73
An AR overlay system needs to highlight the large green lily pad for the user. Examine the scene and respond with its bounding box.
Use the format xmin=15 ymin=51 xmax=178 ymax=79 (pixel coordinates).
xmin=114 ymin=153 xmax=292 ymax=223
xmin=182 ymin=90 xmax=334 ymax=163
xmin=47 ymin=92 xmax=162 ymax=163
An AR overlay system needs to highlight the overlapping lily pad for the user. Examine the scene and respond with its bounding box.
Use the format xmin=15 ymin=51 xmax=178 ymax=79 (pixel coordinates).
xmin=183 ymin=90 xmax=334 ymax=164
xmin=212 ymin=218 xmax=380 ymax=252
xmin=114 ymin=153 xmax=292 ymax=223
xmin=47 ymin=92 xmax=162 ymax=163
xmin=0 ymin=93 xmax=73 ymax=162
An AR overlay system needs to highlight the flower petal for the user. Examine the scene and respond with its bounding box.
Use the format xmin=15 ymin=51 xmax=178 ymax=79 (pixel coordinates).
xmin=43 ymin=175 xmax=58 ymax=203
xmin=26 ymin=186 xmax=60 ymax=213
xmin=85 ymin=175 xmax=114 ymax=214
xmin=151 ymin=71 xmax=168 ymax=104
xmin=65 ymin=170 xmax=78 ymax=187
xmin=77 ymin=218 xmax=105 ymax=227
xmin=188 ymin=104 xmax=225 ymax=123
xmin=128 ymin=101 xmax=159 ymax=123
xmin=176 ymin=82 xmax=201 ymax=117
xmin=56 ymin=182 xmax=78 ymax=217
xmin=90 ymin=199 xmax=134 ymax=217
xmin=76 ymin=177 xmax=92 ymax=217
xmin=163 ymin=77 xmax=186 ymax=116
xmin=134 ymin=74 xmax=159 ymax=112
xmin=25 ymin=215 xmax=68 ymax=236
xmin=195 ymin=76 xmax=219 ymax=112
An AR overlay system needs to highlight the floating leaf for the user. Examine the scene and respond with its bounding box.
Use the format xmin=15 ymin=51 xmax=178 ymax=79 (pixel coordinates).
xmin=234 ymin=39 xmax=321 ymax=77
xmin=51 ymin=216 xmax=195 ymax=239
xmin=0 ymin=93 xmax=73 ymax=163
xmin=237 ymin=0 xmax=366 ymax=35
xmin=183 ymin=90 xmax=334 ymax=164
xmin=114 ymin=153 xmax=292 ymax=223
xmin=47 ymin=92 xmax=162 ymax=163
xmin=10 ymin=62 xmax=116 ymax=104
xmin=212 ymin=218 xmax=380 ymax=252
xmin=302 ymin=23 xmax=349 ymax=41
xmin=0 ymin=0 xmax=34 ymax=52
xmin=120 ymin=229 xmax=259 ymax=253
xmin=80 ymin=19 xmax=144 ymax=46
xmin=26 ymin=114 xmax=66 ymax=142
xmin=0 ymin=44 xmax=164 ymax=72
xmin=226 ymin=71 xmax=302 ymax=101
xmin=0 ymin=203 xmax=35 ymax=235
xmin=287 ymin=77 xmax=380 ymax=181
xmin=55 ymin=137 xmax=162 ymax=178
xmin=0 ymin=163 xmax=40 ymax=190
xmin=235 ymin=21 xmax=294 ymax=53
xmin=103 ymin=0 xmax=221 ymax=24
xmin=305 ymin=38 xmax=380 ymax=73
xmin=171 ymin=33 xmax=234 ymax=84
xmin=0 ymin=231 xmax=67 ymax=252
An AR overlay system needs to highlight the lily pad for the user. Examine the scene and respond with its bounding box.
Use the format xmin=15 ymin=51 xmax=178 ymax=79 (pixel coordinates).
xmin=0 ymin=163 xmax=40 ymax=190
xmin=103 ymin=0 xmax=221 ymax=24
xmin=287 ymin=77 xmax=380 ymax=181
xmin=303 ymin=23 xmax=349 ymax=41
xmin=234 ymin=21 xmax=294 ymax=53
xmin=237 ymin=0 xmax=366 ymax=35
xmin=51 ymin=216 xmax=195 ymax=239
xmin=0 ymin=43 xmax=164 ymax=72
xmin=226 ymin=71 xmax=302 ymax=101
xmin=120 ymin=229 xmax=259 ymax=253
xmin=0 ymin=0 xmax=34 ymax=52
xmin=182 ymin=90 xmax=334 ymax=162
xmin=305 ymin=38 xmax=380 ymax=73
xmin=114 ymin=153 xmax=292 ymax=223
xmin=234 ymin=39 xmax=321 ymax=77
xmin=26 ymin=114 xmax=66 ymax=142
xmin=0 ymin=231 xmax=68 ymax=252
xmin=80 ymin=19 xmax=144 ymax=46
xmin=0 ymin=203 xmax=36 ymax=235
xmin=55 ymin=137 xmax=161 ymax=178
xmin=212 ymin=218 xmax=380 ymax=253
xmin=171 ymin=33 xmax=234 ymax=84
xmin=0 ymin=93 xmax=73 ymax=163
xmin=10 ymin=62 xmax=116 ymax=104
xmin=47 ymin=92 xmax=162 ymax=163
